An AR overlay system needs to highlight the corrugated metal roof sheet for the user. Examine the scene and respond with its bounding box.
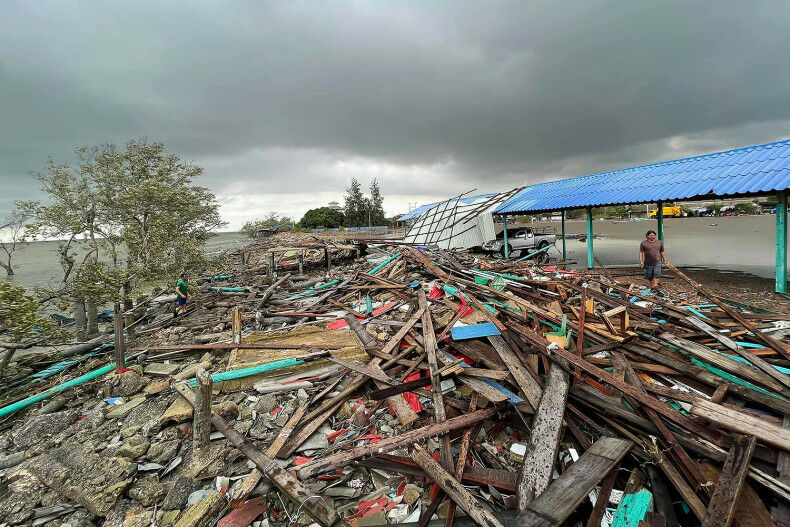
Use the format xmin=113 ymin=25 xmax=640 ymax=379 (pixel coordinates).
xmin=399 ymin=193 xmax=497 ymax=221
xmin=494 ymin=139 xmax=790 ymax=214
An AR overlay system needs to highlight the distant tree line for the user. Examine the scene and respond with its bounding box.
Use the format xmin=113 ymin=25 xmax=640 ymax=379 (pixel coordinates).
xmin=241 ymin=177 xmax=387 ymax=234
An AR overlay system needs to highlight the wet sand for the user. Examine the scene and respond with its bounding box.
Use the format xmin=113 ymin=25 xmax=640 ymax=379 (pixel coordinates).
xmin=529 ymin=215 xmax=782 ymax=278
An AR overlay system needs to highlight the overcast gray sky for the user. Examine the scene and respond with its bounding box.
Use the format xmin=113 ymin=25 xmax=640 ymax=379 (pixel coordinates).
xmin=2 ymin=1 xmax=790 ymax=229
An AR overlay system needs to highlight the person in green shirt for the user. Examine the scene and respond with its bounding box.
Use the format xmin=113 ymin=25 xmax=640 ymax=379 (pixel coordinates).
xmin=175 ymin=273 xmax=191 ymax=314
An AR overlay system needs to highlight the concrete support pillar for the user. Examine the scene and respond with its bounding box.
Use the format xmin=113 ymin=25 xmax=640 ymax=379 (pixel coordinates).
xmin=561 ymin=210 xmax=567 ymax=261
xmin=656 ymin=200 xmax=665 ymax=242
xmin=777 ymin=191 xmax=788 ymax=293
xmin=586 ymin=207 xmax=594 ymax=269
xmin=503 ymin=215 xmax=509 ymax=260
xmin=193 ymin=368 xmax=212 ymax=461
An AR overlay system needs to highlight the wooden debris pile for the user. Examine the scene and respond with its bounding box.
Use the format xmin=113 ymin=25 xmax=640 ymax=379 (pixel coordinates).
xmin=3 ymin=234 xmax=790 ymax=527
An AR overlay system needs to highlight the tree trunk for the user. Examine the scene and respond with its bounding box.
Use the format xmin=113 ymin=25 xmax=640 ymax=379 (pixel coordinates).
xmin=86 ymin=299 xmax=98 ymax=338
xmin=0 ymin=347 xmax=16 ymax=375
xmin=74 ymin=300 xmax=87 ymax=341
xmin=0 ymin=259 xmax=13 ymax=276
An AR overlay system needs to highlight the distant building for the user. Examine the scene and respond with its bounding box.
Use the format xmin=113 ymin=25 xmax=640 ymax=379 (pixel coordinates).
xmin=328 ymin=201 xmax=343 ymax=211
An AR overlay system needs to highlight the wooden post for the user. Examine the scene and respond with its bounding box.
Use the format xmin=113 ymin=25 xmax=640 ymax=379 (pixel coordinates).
xmin=325 ymin=248 xmax=331 ymax=273
xmin=586 ymin=206 xmax=594 ymax=269
xmin=777 ymin=190 xmax=787 ymax=293
xmin=560 ymin=210 xmax=567 ymax=261
xmin=411 ymin=444 xmax=505 ymax=527
xmin=232 ymin=306 xmax=242 ymax=345
xmin=113 ymin=303 xmax=125 ymax=370
xmin=298 ymin=250 xmax=304 ymax=275
xmin=193 ymin=368 xmax=212 ymax=461
xmin=701 ymin=435 xmax=757 ymax=527
xmin=270 ymin=252 xmax=277 ymax=280
xmin=517 ymin=357 xmax=570 ymax=509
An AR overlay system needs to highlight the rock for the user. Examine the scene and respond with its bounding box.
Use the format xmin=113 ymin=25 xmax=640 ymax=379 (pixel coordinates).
xmin=357 ymin=510 xmax=387 ymax=527
xmin=146 ymin=439 xmax=181 ymax=464
xmin=402 ymin=484 xmax=422 ymax=505
xmin=125 ymin=396 xmax=172 ymax=437
xmin=0 ymin=469 xmax=45 ymax=524
xmin=255 ymin=394 xmax=278 ymax=413
xmin=160 ymin=510 xmax=181 ymax=527
xmin=14 ymin=409 xmax=78 ymax=449
xmin=297 ymin=388 xmax=309 ymax=401
xmin=38 ymin=394 xmax=69 ymax=414
xmin=0 ymin=451 xmax=25 ymax=469
xmin=107 ymin=370 xmax=147 ymax=397
xmin=173 ymin=491 xmax=225 ymax=527
xmin=175 ymin=361 xmax=212 ymax=381
xmin=118 ymin=435 xmax=150 ymax=459
xmin=145 ymin=378 xmax=173 ymax=395
xmin=28 ymin=439 xmax=136 ymax=516
xmin=107 ymin=396 xmax=147 ymax=419
xmin=145 ymin=362 xmax=180 ymax=376
xmin=128 ymin=474 xmax=165 ymax=506
xmin=163 ymin=477 xmax=204 ymax=511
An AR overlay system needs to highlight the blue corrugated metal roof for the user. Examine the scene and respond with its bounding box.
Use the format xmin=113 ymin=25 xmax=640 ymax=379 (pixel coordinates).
xmin=399 ymin=193 xmax=498 ymax=221
xmin=495 ymin=139 xmax=790 ymax=214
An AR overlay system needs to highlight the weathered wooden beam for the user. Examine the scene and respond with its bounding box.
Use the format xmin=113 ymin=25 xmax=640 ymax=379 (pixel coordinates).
xmin=296 ymin=406 xmax=498 ymax=479
xmin=228 ymin=404 xmax=307 ymax=508
xmin=701 ymin=435 xmax=757 ymax=527
xmin=516 ymin=437 xmax=633 ymax=527
xmin=113 ymin=303 xmax=125 ymax=370
xmin=667 ymin=262 xmax=790 ymax=361
xmin=174 ymin=383 xmax=337 ymax=527
xmin=661 ymin=331 xmax=786 ymax=394
xmin=517 ymin=358 xmax=569 ymax=510
xmin=692 ymin=399 xmax=790 ymax=451
xmin=488 ymin=335 xmax=542 ymax=410
xmin=419 ymin=289 xmax=453 ymax=470
xmin=535 ymin=334 xmax=722 ymax=443
xmin=585 ymin=468 xmax=618 ymax=527
xmin=445 ymin=394 xmax=478 ymax=527
xmin=411 ymin=444 xmax=504 ymax=527
xmin=681 ymin=317 xmax=790 ymax=394
xmin=192 ymin=368 xmax=212 ymax=462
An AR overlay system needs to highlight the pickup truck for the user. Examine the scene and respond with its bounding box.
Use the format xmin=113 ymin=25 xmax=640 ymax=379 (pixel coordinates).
xmin=482 ymin=227 xmax=557 ymax=257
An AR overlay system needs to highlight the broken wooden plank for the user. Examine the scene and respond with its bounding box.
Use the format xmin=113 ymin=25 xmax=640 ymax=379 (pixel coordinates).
xmin=296 ymin=406 xmax=498 ymax=479
xmin=488 ymin=335 xmax=542 ymax=409
xmin=173 ymin=383 xmax=337 ymax=527
xmin=516 ymin=436 xmax=633 ymax=527
xmin=691 ymin=398 xmax=790 ymax=452
xmin=517 ymin=357 xmax=569 ymax=510
xmin=701 ymin=434 xmax=757 ymax=527
xmin=412 ymin=444 xmax=504 ymax=527
xmin=419 ymin=288 xmax=453 ymax=470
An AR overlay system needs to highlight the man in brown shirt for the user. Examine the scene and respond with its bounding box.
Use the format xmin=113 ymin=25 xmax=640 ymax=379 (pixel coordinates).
xmin=639 ymin=230 xmax=668 ymax=291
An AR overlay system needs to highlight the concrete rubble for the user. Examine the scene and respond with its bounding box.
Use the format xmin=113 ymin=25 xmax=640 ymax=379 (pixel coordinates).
xmin=0 ymin=231 xmax=789 ymax=526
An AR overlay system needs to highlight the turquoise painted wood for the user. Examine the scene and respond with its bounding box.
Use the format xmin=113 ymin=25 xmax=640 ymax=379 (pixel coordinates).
xmin=503 ymin=215 xmax=509 ymax=259
xmin=186 ymin=358 xmax=304 ymax=387
xmin=586 ymin=206 xmax=594 ymax=268
xmin=561 ymin=210 xmax=567 ymax=260
xmin=777 ymin=190 xmax=787 ymax=293
xmin=612 ymin=488 xmax=652 ymax=527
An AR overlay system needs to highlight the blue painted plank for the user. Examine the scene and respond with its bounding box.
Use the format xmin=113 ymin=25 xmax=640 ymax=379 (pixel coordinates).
xmin=451 ymin=323 xmax=501 ymax=340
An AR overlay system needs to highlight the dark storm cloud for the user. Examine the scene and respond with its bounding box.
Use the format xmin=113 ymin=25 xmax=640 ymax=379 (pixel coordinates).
xmin=2 ymin=1 xmax=790 ymax=225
